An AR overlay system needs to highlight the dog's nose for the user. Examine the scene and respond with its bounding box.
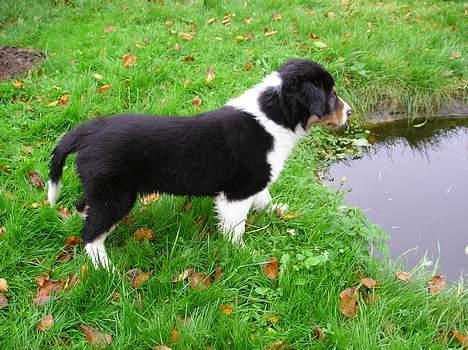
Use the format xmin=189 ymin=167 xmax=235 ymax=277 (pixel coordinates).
xmin=346 ymin=109 xmax=352 ymax=117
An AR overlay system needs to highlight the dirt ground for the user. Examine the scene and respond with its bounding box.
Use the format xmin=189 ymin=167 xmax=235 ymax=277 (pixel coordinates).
xmin=0 ymin=46 xmax=44 ymax=80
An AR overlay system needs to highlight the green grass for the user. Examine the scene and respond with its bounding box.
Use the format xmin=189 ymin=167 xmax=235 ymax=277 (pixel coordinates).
xmin=0 ymin=0 xmax=466 ymax=349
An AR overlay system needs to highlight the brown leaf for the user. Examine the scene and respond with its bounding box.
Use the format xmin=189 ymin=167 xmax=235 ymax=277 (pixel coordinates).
xmin=222 ymin=14 xmax=233 ymax=26
xmin=57 ymin=236 xmax=82 ymax=263
xmin=207 ymin=17 xmax=216 ymax=25
xmin=451 ymin=328 xmax=468 ymax=346
xmin=133 ymin=227 xmax=155 ymax=241
xmin=213 ymin=265 xmax=223 ymax=281
xmin=189 ymin=272 xmax=212 ymax=290
xmin=79 ymin=324 xmax=112 ymax=348
xmin=395 ymin=271 xmax=411 ymax=282
xmin=271 ymin=13 xmax=282 ymax=21
xmin=154 ymin=346 xmax=173 ymax=350
xmin=308 ymin=33 xmax=319 ymax=40
xmin=339 ymin=287 xmax=359 ymax=318
xmin=172 ymin=268 xmax=193 ymax=283
xmin=192 ymin=95 xmax=202 ymax=107
xmin=361 ymin=277 xmax=377 ymax=288
xmin=263 ymin=257 xmax=279 ymax=280
xmin=141 ymin=192 xmax=160 ymax=205
xmin=96 ymin=84 xmax=113 ymax=92
xmin=324 ymin=11 xmax=336 ymax=17
xmin=0 ymin=227 xmax=5 ymax=236
xmin=274 ymin=209 xmax=302 ymax=220
xmin=264 ymin=29 xmax=278 ymax=37
xmin=21 ymin=146 xmax=34 ymax=154
xmin=0 ymin=278 xmax=8 ymax=292
xmin=123 ymin=53 xmax=137 ymax=67
xmin=427 ymin=275 xmax=445 ymax=294
xmin=0 ymin=165 xmax=12 ymax=173
xmin=178 ymin=32 xmax=193 ymax=41
xmin=264 ymin=314 xmax=280 ymax=325
xmin=13 ymin=79 xmax=25 ymax=88
xmin=64 ymin=273 xmax=78 ymax=291
xmin=244 ymin=62 xmax=254 ymax=71
xmin=29 ymin=171 xmax=45 ymax=189
xmin=206 ymin=67 xmax=216 ymax=82
xmin=313 ymin=326 xmax=326 ymax=340
xmin=164 ymin=20 xmax=174 ymax=27
xmin=174 ymin=43 xmax=181 ymax=51
xmin=103 ymin=25 xmax=115 ymax=33
xmin=127 ymin=269 xmax=150 ymax=288
xmin=33 ymin=275 xmax=64 ymax=306
xmin=58 ymin=94 xmax=69 ymax=106
xmin=450 ymin=51 xmax=461 ymax=60
xmin=265 ymin=339 xmax=287 ymax=350
xmin=65 ymin=236 xmax=82 ymax=246
xmin=219 ymin=303 xmax=233 ymax=315
xmin=37 ymin=314 xmax=54 ymax=331
xmin=0 ymin=294 xmax=8 ymax=309
xmin=184 ymin=55 xmax=195 ymax=62
xmin=246 ymin=32 xmax=255 ymax=40
xmin=170 ymin=327 xmax=180 ymax=342
xmin=58 ymin=206 xmax=71 ymax=219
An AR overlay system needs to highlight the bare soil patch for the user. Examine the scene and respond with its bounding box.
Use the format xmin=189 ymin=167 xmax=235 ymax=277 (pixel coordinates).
xmin=0 ymin=46 xmax=44 ymax=80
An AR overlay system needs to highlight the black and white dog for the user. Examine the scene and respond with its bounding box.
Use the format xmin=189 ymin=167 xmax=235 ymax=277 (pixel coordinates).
xmin=48 ymin=59 xmax=351 ymax=270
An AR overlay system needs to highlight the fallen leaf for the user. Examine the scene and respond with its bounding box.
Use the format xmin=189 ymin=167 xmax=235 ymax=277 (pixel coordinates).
xmin=0 ymin=294 xmax=8 ymax=309
xmin=0 ymin=278 xmax=8 ymax=292
xmin=178 ymin=32 xmax=193 ymax=41
xmin=33 ymin=274 xmax=64 ymax=306
xmin=235 ymin=35 xmax=245 ymax=42
xmin=96 ymin=84 xmax=113 ymax=92
xmin=28 ymin=171 xmax=45 ymax=189
xmin=0 ymin=227 xmax=5 ymax=236
xmin=183 ymin=80 xmax=191 ymax=88
xmin=154 ymin=346 xmax=173 ymax=350
xmin=123 ymin=53 xmax=137 ymax=67
xmin=428 ymin=275 xmax=445 ymax=294
xmin=192 ymin=95 xmax=202 ymax=107
xmin=13 ymin=79 xmax=25 ymax=88
xmin=274 ymin=209 xmax=302 ymax=220
xmin=450 ymin=51 xmax=461 ymax=60
xmin=164 ymin=20 xmax=173 ymax=26
xmin=244 ymin=17 xmax=253 ymax=25
xmin=103 ymin=25 xmax=115 ymax=33
xmin=57 ymin=236 xmax=82 ymax=263
xmin=222 ymin=14 xmax=233 ymax=26
xmin=324 ymin=11 xmax=336 ymax=17
xmin=184 ymin=55 xmax=195 ymax=62
xmin=64 ymin=273 xmax=78 ymax=290
xmin=93 ymin=73 xmax=104 ymax=80
xmin=220 ymin=303 xmax=233 ymax=315
xmin=339 ymin=287 xmax=359 ymax=318
xmin=206 ymin=67 xmax=216 ymax=82
xmin=80 ymin=324 xmax=112 ymax=348
xmin=58 ymin=94 xmax=69 ymax=106
xmin=48 ymin=100 xmax=59 ymax=107
xmin=213 ymin=265 xmax=223 ymax=281
xmin=264 ymin=29 xmax=278 ymax=36
xmin=170 ymin=327 xmax=179 ymax=342
xmin=189 ymin=272 xmax=212 ymax=290
xmin=127 ymin=269 xmax=150 ymax=288
xmin=313 ymin=326 xmax=326 ymax=340
xmin=0 ymin=165 xmax=12 ymax=173
xmin=395 ymin=271 xmax=411 ymax=282
xmin=361 ymin=277 xmax=377 ymax=288
xmin=133 ymin=227 xmax=155 ymax=241
xmin=21 ymin=146 xmax=33 ymax=154
xmin=451 ymin=328 xmax=468 ymax=346
xmin=58 ymin=206 xmax=71 ymax=219
xmin=37 ymin=314 xmax=54 ymax=331
xmin=244 ymin=62 xmax=254 ymax=71
xmin=246 ymin=32 xmax=255 ymax=40
xmin=265 ymin=339 xmax=287 ymax=350
xmin=308 ymin=33 xmax=319 ymax=40
xmin=172 ymin=268 xmax=193 ymax=283
xmin=263 ymin=257 xmax=279 ymax=280
xmin=311 ymin=41 xmax=327 ymax=49
xmin=65 ymin=236 xmax=82 ymax=246
xmin=264 ymin=314 xmax=280 ymax=324
xmin=271 ymin=13 xmax=282 ymax=21
xmin=174 ymin=43 xmax=181 ymax=51
xmin=141 ymin=193 xmax=160 ymax=206
xmin=207 ymin=17 xmax=216 ymax=25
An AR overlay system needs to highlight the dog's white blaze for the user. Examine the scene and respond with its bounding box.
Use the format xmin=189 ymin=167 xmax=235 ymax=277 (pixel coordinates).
xmin=84 ymin=227 xmax=115 ymax=271
xmin=339 ymin=97 xmax=351 ymax=126
xmin=215 ymin=193 xmax=254 ymax=245
xmin=47 ymin=180 xmax=61 ymax=206
xmin=227 ymin=71 xmax=306 ymax=184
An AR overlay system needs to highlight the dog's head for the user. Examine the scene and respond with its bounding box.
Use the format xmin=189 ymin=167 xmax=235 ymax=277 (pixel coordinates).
xmin=259 ymin=59 xmax=352 ymax=132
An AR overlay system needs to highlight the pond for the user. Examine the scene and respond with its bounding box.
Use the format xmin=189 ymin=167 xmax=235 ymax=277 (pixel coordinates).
xmin=326 ymin=118 xmax=468 ymax=280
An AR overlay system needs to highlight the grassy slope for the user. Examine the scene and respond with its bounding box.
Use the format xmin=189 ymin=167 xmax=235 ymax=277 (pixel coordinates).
xmin=0 ymin=0 xmax=466 ymax=349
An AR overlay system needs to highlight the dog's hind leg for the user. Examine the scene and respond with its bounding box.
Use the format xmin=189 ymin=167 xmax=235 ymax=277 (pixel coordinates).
xmin=215 ymin=193 xmax=254 ymax=246
xmin=82 ymin=190 xmax=136 ymax=271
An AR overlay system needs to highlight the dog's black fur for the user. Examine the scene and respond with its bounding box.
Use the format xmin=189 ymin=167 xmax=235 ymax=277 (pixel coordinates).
xmin=49 ymin=59 xmax=342 ymax=251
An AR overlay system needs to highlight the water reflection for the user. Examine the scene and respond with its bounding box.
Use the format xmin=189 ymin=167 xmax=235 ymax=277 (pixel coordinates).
xmin=327 ymin=118 xmax=468 ymax=280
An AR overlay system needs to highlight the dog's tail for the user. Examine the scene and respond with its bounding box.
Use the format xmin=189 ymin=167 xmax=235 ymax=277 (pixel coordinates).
xmin=48 ymin=127 xmax=83 ymax=205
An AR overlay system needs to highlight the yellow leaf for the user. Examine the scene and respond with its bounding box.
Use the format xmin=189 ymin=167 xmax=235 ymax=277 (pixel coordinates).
xmin=206 ymin=67 xmax=216 ymax=82
xmin=219 ymin=303 xmax=233 ymax=315
xmin=0 ymin=278 xmax=8 ymax=292
xmin=192 ymin=95 xmax=202 ymax=107
xmin=13 ymin=80 xmax=24 ymax=88
xmin=178 ymin=32 xmax=193 ymax=41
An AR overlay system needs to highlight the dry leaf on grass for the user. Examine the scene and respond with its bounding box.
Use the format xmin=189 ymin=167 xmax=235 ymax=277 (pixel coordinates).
xmin=58 ymin=206 xmax=71 ymax=220
xmin=154 ymin=346 xmax=173 ymax=350
xmin=13 ymin=79 xmax=25 ymax=88
xmin=21 ymin=146 xmax=33 ymax=154
xmin=127 ymin=269 xmax=150 ymax=288
xmin=80 ymin=324 xmax=112 ymax=348
xmin=192 ymin=96 xmax=202 ymax=107
xmin=263 ymin=257 xmax=279 ymax=280
xmin=0 ymin=227 xmax=5 ymax=236
xmin=172 ymin=268 xmax=193 ymax=283
xmin=58 ymin=94 xmax=69 ymax=106
xmin=141 ymin=192 xmax=160 ymax=205
xmin=29 ymin=171 xmax=45 ymax=189
xmin=313 ymin=326 xmax=326 ymax=340
xmin=33 ymin=274 xmax=64 ymax=306
xmin=170 ymin=327 xmax=180 ymax=342
xmin=133 ymin=227 xmax=155 ymax=241
xmin=339 ymin=287 xmax=360 ymax=318
xmin=96 ymin=84 xmax=113 ymax=92
xmin=0 ymin=294 xmax=8 ymax=309
xmin=395 ymin=271 xmax=411 ymax=282
xmin=274 ymin=209 xmax=302 ymax=220
xmin=178 ymin=32 xmax=193 ymax=41
xmin=56 ymin=236 xmax=82 ymax=263
xmin=235 ymin=35 xmax=245 ymax=42
xmin=265 ymin=339 xmax=287 ymax=350
xmin=271 ymin=13 xmax=282 ymax=21
xmin=184 ymin=55 xmax=195 ymax=62
xmin=122 ymin=53 xmax=137 ymax=67
xmin=189 ymin=272 xmax=212 ymax=290
xmin=207 ymin=17 xmax=216 ymax=25
xmin=0 ymin=278 xmax=8 ymax=292
xmin=206 ymin=67 xmax=215 ymax=82
xmin=451 ymin=328 xmax=468 ymax=346
xmin=427 ymin=275 xmax=445 ymax=294
xmin=37 ymin=314 xmax=54 ymax=331
xmin=264 ymin=314 xmax=280 ymax=325
xmin=360 ymin=277 xmax=377 ymax=288
xmin=219 ymin=303 xmax=233 ymax=315
xmin=103 ymin=25 xmax=115 ymax=33
xmin=244 ymin=63 xmax=254 ymax=71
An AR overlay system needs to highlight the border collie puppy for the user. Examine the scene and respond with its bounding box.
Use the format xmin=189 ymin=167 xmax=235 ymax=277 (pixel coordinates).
xmin=48 ymin=58 xmax=351 ymax=270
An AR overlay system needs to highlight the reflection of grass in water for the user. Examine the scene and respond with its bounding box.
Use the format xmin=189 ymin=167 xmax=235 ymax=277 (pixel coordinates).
xmin=366 ymin=117 xmax=468 ymax=156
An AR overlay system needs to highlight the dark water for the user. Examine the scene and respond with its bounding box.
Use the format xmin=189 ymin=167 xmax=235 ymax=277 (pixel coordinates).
xmin=326 ymin=118 xmax=468 ymax=280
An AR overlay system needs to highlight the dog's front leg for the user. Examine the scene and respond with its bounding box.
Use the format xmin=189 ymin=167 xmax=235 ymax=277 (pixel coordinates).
xmin=252 ymin=188 xmax=288 ymax=214
xmin=215 ymin=193 xmax=253 ymax=246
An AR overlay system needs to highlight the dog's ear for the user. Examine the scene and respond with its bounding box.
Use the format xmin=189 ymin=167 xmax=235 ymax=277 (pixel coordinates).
xmin=301 ymin=81 xmax=326 ymax=118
